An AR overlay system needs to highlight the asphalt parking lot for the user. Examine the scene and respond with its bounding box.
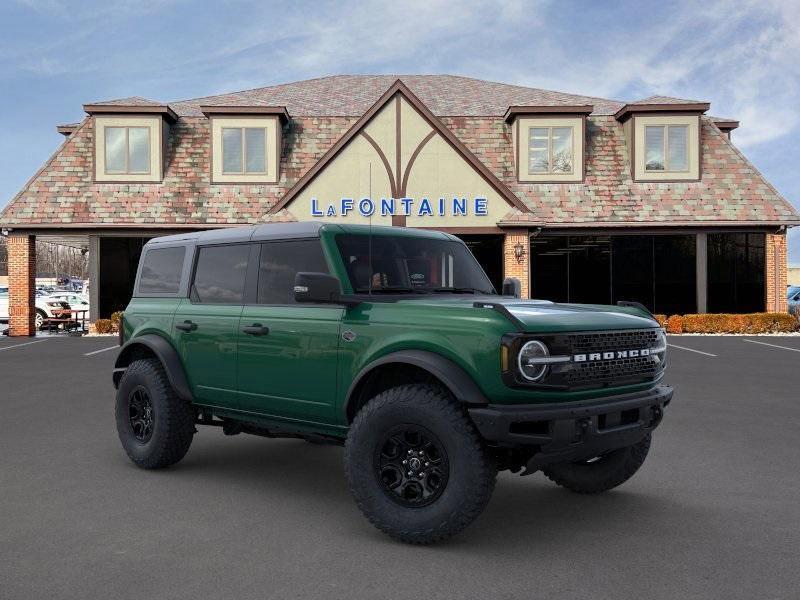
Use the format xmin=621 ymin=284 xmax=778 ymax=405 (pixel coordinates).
xmin=1 ymin=335 xmax=799 ymax=600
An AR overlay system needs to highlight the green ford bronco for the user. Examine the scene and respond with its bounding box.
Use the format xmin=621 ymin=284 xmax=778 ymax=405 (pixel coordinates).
xmin=113 ymin=222 xmax=672 ymax=544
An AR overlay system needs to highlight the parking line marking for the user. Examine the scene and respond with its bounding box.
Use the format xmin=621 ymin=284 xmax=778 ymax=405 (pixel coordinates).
xmin=743 ymin=339 xmax=800 ymax=353
xmin=667 ymin=343 xmax=717 ymax=357
xmin=84 ymin=345 xmax=119 ymax=356
xmin=0 ymin=340 xmax=49 ymax=352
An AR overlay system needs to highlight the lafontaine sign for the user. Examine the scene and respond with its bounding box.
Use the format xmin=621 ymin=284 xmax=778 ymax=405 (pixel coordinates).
xmin=311 ymin=197 xmax=489 ymax=218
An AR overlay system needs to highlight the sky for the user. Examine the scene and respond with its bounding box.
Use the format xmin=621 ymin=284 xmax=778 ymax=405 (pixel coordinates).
xmin=0 ymin=0 xmax=798 ymax=261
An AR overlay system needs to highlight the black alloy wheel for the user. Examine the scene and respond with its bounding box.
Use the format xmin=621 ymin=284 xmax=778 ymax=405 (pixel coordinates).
xmin=128 ymin=386 xmax=154 ymax=443
xmin=376 ymin=425 xmax=449 ymax=507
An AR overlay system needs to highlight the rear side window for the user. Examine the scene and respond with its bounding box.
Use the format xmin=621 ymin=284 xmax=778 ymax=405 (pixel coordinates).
xmin=258 ymin=240 xmax=329 ymax=304
xmin=192 ymin=244 xmax=250 ymax=304
xmin=138 ymin=247 xmax=185 ymax=295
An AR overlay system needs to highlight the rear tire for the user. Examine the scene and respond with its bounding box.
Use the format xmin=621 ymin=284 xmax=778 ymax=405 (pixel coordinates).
xmin=115 ymin=358 xmax=195 ymax=469
xmin=542 ymin=434 xmax=651 ymax=494
xmin=345 ymin=384 xmax=496 ymax=544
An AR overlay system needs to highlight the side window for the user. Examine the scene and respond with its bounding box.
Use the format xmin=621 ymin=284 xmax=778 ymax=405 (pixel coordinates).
xmin=138 ymin=247 xmax=185 ymax=295
xmin=258 ymin=240 xmax=329 ymax=304
xmin=192 ymin=244 xmax=250 ymax=304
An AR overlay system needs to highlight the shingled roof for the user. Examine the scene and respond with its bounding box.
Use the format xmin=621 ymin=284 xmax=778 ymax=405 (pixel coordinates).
xmin=1 ymin=75 xmax=797 ymax=229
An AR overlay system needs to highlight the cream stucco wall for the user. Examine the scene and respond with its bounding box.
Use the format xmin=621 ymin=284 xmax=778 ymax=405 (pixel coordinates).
xmin=284 ymin=95 xmax=514 ymax=227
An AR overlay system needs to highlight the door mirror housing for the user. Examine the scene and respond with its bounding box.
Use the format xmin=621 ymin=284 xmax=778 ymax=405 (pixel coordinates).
xmin=501 ymin=277 xmax=521 ymax=298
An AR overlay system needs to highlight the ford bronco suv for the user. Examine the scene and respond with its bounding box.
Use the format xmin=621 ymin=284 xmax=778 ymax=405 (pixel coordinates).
xmin=113 ymin=222 xmax=672 ymax=544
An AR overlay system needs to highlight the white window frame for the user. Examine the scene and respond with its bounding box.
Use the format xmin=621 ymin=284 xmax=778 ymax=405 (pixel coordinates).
xmin=644 ymin=124 xmax=689 ymax=173
xmin=632 ymin=114 xmax=699 ymax=182
xmin=104 ymin=126 xmax=152 ymax=175
xmin=221 ymin=127 xmax=268 ymax=175
xmin=210 ymin=116 xmax=279 ymax=184
xmin=94 ymin=115 xmax=163 ymax=183
xmin=527 ymin=126 xmax=575 ymax=175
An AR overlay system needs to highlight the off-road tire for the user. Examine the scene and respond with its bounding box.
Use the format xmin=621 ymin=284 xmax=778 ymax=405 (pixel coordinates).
xmin=542 ymin=434 xmax=652 ymax=494
xmin=344 ymin=384 xmax=496 ymax=544
xmin=115 ymin=358 xmax=195 ymax=469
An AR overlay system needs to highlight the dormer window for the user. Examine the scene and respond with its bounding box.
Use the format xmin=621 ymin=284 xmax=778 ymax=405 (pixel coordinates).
xmin=505 ymin=106 xmax=591 ymax=184
xmin=105 ymin=126 xmax=151 ymax=174
xmin=201 ymin=106 xmax=289 ymax=184
xmin=528 ymin=126 xmax=574 ymax=174
xmin=222 ymin=127 xmax=268 ymax=174
xmin=644 ymin=124 xmax=688 ymax=172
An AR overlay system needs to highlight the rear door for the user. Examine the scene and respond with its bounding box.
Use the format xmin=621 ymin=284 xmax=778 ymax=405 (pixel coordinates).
xmin=236 ymin=239 xmax=343 ymax=423
xmin=173 ymin=243 xmax=254 ymax=408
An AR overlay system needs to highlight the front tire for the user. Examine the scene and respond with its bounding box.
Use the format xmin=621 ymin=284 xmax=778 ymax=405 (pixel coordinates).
xmin=35 ymin=309 xmax=46 ymax=330
xmin=542 ymin=434 xmax=652 ymax=494
xmin=115 ymin=358 xmax=195 ymax=469
xmin=344 ymin=384 xmax=496 ymax=544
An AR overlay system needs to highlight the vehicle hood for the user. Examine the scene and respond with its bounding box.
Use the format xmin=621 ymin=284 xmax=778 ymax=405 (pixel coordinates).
xmin=394 ymin=296 xmax=658 ymax=332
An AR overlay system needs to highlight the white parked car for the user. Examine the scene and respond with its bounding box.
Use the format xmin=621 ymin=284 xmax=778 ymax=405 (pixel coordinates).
xmin=46 ymin=292 xmax=90 ymax=313
xmin=0 ymin=287 xmax=73 ymax=329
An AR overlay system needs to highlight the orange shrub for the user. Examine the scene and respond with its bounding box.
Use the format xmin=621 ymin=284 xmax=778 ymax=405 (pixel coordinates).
xmin=665 ymin=315 xmax=683 ymax=334
xmin=652 ymin=314 xmax=668 ymax=327
xmin=94 ymin=319 xmax=113 ymax=334
xmin=678 ymin=313 xmax=798 ymax=334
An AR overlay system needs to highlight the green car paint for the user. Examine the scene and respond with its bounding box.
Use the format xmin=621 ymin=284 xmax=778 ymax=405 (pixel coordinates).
xmin=120 ymin=222 xmax=665 ymax=436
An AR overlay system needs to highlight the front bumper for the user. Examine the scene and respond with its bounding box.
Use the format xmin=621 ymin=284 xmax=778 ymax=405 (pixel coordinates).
xmin=468 ymin=385 xmax=672 ymax=467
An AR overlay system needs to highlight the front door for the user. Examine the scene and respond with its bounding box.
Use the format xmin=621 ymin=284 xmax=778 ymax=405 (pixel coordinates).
xmin=173 ymin=243 xmax=253 ymax=408
xmin=236 ymin=239 xmax=343 ymax=424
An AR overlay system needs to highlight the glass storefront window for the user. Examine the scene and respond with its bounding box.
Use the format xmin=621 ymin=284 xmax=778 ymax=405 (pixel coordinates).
xmin=707 ymin=233 xmax=765 ymax=313
xmin=531 ymin=234 xmax=697 ymax=314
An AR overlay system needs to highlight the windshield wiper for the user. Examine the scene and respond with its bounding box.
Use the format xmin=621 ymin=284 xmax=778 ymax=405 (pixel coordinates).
xmin=353 ymin=286 xmax=422 ymax=294
xmin=431 ymin=287 xmax=491 ymax=294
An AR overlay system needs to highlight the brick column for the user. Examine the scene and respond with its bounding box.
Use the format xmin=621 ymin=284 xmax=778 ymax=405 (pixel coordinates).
xmin=765 ymin=232 xmax=788 ymax=313
xmin=8 ymin=234 xmax=36 ymax=336
xmin=502 ymin=229 xmax=530 ymax=299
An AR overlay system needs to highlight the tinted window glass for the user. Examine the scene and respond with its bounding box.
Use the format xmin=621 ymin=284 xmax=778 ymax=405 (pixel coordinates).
xmin=192 ymin=245 xmax=250 ymax=304
xmin=138 ymin=246 xmax=185 ymax=295
xmin=258 ymin=240 xmax=329 ymax=304
xmin=335 ymin=234 xmax=494 ymax=294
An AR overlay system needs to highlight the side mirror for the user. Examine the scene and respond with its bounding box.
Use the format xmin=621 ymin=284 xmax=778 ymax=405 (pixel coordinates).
xmin=501 ymin=277 xmax=521 ymax=298
xmin=294 ymin=272 xmax=343 ymax=304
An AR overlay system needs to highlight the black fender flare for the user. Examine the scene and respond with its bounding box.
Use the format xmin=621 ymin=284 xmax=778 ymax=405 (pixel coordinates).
xmin=113 ymin=334 xmax=193 ymax=402
xmin=344 ymin=349 xmax=489 ymax=418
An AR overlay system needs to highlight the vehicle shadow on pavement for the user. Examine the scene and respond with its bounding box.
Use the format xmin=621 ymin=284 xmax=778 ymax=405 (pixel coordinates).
xmin=119 ymin=432 xmax=714 ymax=551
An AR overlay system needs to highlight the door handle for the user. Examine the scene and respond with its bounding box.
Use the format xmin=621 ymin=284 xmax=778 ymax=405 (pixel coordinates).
xmin=175 ymin=320 xmax=198 ymax=332
xmin=242 ymin=324 xmax=269 ymax=336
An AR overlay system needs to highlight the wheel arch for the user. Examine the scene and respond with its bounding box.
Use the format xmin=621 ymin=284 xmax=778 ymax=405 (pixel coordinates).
xmin=344 ymin=350 xmax=488 ymax=423
xmin=113 ymin=334 xmax=193 ymax=402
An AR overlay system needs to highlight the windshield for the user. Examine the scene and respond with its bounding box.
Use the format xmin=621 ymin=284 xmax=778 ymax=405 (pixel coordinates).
xmin=335 ymin=234 xmax=496 ymax=295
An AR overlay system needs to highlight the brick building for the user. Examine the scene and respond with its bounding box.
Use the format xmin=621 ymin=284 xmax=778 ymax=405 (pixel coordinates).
xmin=1 ymin=75 xmax=797 ymax=335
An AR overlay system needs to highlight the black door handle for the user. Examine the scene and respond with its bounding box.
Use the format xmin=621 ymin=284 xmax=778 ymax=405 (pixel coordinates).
xmin=175 ymin=320 xmax=198 ymax=332
xmin=242 ymin=324 xmax=269 ymax=336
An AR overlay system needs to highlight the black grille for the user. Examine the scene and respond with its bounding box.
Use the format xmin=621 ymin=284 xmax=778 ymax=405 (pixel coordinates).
xmin=508 ymin=328 xmax=666 ymax=390
xmin=567 ymin=329 xmax=661 ymax=354
xmin=567 ymin=354 xmax=660 ymax=387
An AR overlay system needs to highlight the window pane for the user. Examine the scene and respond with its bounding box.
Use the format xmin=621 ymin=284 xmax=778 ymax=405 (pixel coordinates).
xmin=611 ymin=236 xmax=654 ymax=311
xmin=258 ymin=240 xmax=329 ymax=304
xmin=138 ymin=247 xmax=185 ymax=294
xmin=104 ymin=127 xmax=127 ymax=173
xmin=645 ymin=126 xmax=665 ymax=171
xmin=127 ymin=127 xmax=150 ymax=173
xmin=530 ymin=236 xmax=569 ymax=303
xmin=528 ymin=128 xmax=549 ymax=174
xmin=708 ymin=233 xmax=765 ymax=313
xmin=193 ymin=245 xmax=250 ymax=304
xmin=567 ymin=236 xmax=611 ymax=304
xmin=667 ymin=125 xmax=688 ymax=171
xmin=245 ymin=128 xmax=267 ymax=173
xmin=551 ymin=127 xmax=573 ymax=173
xmin=222 ymin=128 xmax=243 ymax=173
xmin=654 ymin=236 xmax=696 ymax=314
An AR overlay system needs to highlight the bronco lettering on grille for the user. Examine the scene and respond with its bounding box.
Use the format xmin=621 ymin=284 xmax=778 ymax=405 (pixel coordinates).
xmin=573 ymin=348 xmax=651 ymax=362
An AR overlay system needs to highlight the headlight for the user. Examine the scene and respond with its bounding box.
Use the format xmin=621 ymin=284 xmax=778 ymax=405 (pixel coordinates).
xmin=517 ymin=340 xmax=550 ymax=382
xmin=46 ymin=301 xmax=60 ymax=307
